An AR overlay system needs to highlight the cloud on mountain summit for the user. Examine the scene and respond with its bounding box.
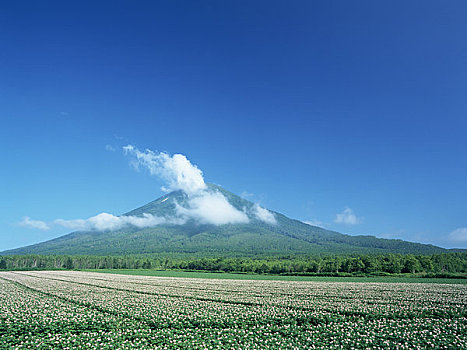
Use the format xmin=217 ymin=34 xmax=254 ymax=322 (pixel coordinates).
xmin=123 ymin=145 xmax=253 ymax=225
xmin=123 ymin=145 xmax=206 ymax=195
xmin=175 ymin=191 xmax=249 ymax=225
xmin=122 ymin=145 xmax=278 ymax=226
xmin=19 ymin=145 xmax=277 ymax=231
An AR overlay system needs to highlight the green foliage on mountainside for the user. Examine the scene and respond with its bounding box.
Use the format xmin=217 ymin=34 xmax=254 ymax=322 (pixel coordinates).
xmin=2 ymin=184 xmax=448 ymax=256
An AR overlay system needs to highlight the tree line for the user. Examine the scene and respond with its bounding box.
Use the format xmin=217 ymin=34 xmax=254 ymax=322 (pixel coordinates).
xmin=1 ymin=253 xmax=465 ymax=276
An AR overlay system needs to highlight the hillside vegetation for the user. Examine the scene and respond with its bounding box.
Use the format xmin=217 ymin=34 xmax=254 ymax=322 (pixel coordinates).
xmin=1 ymin=185 xmax=449 ymax=256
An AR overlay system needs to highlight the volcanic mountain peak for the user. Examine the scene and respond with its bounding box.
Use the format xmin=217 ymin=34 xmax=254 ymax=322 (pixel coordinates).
xmin=2 ymin=184 xmax=447 ymax=256
xmin=124 ymin=183 xmax=275 ymax=226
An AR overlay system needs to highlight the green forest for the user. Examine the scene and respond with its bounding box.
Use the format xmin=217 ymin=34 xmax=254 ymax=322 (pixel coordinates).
xmin=1 ymin=253 xmax=466 ymax=277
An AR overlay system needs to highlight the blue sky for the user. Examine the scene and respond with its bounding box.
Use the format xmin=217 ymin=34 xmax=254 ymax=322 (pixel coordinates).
xmin=1 ymin=1 xmax=466 ymax=251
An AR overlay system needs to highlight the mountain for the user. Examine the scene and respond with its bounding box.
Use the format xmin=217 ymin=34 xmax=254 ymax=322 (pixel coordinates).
xmin=2 ymin=184 xmax=447 ymax=256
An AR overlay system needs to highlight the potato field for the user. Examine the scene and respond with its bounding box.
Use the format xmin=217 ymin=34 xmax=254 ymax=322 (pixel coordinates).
xmin=0 ymin=271 xmax=465 ymax=349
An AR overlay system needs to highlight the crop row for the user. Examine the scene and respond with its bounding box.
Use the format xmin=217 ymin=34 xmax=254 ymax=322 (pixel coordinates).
xmin=0 ymin=271 xmax=465 ymax=349
xmin=18 ymin=270 xmax=466 ymax=319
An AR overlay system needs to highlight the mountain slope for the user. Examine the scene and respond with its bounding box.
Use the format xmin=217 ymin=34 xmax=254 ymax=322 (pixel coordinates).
xmin=2 ymin=184 xmax=447 ymax=256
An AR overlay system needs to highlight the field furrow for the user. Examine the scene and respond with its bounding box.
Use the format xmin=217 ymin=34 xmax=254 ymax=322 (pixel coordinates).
xmin=1 ymin=271 xmax=466 ymax=349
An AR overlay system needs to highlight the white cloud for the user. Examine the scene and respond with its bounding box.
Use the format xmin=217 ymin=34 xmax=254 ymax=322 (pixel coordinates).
xmin=252 ymin=203 xmax=276 ymax=224
xmin=123 ymin=145 xmax=206 ymax=195
xmin=21 ymin=195 xmax=249 ymax=231
xmin=334 ymin=207 xmax=363 ymax=225
xmin=59 ymin=214 xmax=126 ymax=231
xmin=240 ymin=191 xmax=254 ymax=199
xmin=20 ymin=213 xmax=171 ymax=232
xmin=124 ymin=144 xmax=249 ymax=226
xmin=176 ymin=191 xmax=249 ymax=225
xmin=21 ymin=145 xmax=259 ymax=231
xmin=448 ymin=227 xmax=467 ymax=243
xmin=19 ymin=217 xmax=50 ymax=231
xmin=105 ymin=145 xmax=116 ymax=152
xmin=303 ymin=219 xmax=324 ymax=228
